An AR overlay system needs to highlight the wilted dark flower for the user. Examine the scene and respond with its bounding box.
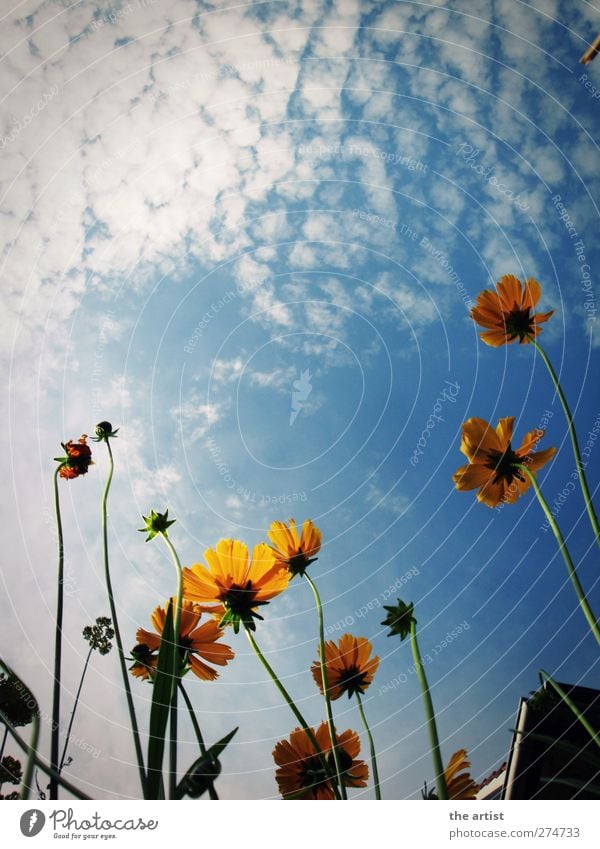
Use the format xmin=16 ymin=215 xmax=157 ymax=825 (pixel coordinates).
xmin=0 ymin=755 xmax=22 ymax=785
xmin=0 ymin=673 xmax=35 ymax=728
xmin=55 ymin=435 xmax=93 ymax=479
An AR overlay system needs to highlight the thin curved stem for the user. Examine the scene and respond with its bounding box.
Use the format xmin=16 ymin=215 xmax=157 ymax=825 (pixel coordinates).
xmin=530 ymin=337 xmax=600 ymax=548
xmin=244 ymin=625 xmax=341 ymax=799
xmin=50 ymin=467 xmax=64 ymax=800
xmin=101 ymin=440 xmax=147 ymax=795
xmin=59 ymin=647 xmax=93 ymax=773
xmin=179 ymin=682 xmax=218 ymax=800
xmin=304 ymin=573 xmax=345 ymax=799
xmin=409 ymin=620 xmax=448 ymax=800
xmin=356 ymin=691 xmax=381 ymax=800
xmin=540 ymin=670 xmax=600 ymax=749
xmin=518 ymin=465 xmax=600 ymax=645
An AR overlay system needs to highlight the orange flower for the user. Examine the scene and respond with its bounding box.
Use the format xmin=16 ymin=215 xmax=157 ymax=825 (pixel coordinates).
xmin=56 ymin=435 xmax=93 ymax=479
xmin=453 ymin=416 xmax=556 ymax=508
xmin=444 ymin=749 xmax=479 ymax=800
xmin=273 ymin=722 xmax=368 ymax=800
xmin=130 ymin=600 xmax=234 ymax=681
xmin=311 ymin=634 xmax=379 ymax=700
xmin=267 ymin=518 xmax=322 ymax=577
xmin=470 ymin=275 xmax=554 ymax=346
xmin=182 ymin=539 xmax=290 ymax=632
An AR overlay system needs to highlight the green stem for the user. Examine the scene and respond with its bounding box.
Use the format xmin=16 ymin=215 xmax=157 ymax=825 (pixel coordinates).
xmin=0 ymin=725 xmax=7 ymax=762
xmin=159 ymin=533 xmax=184 ymax=692
xmin=59 ymin=647 xmax=93 ymax=773
xmin=304 ymin=573 xmax=346 ymax=799
xmin=529 ymin=337 xmax=600 ymax=548
xmin=21 ymin=712 xmax=40 ymax=801
xmin=50 ymin=467 xmax=64 ymax=800
xmin=159 ymin=533 xmax=184 ymax=801
xmin=356 ymin=691 xmax=382 ymax=800
xmin=169 ymin=685 xmax=178 ymax=799
xmin=244 ymin=625 xmax=341 ymax=799
xmin=179 ymin=682 xmax=218 ymax=800
xmin=101 ymin=439 xmax=147 ymax=795
xmin=409 ymin=619 xmax=448 ymax=800
xmin=540 ymin=670 xmax=600 ymax=749
xmin=0 ymin=708 xmax=89 ymax=800
xmin=518 ymin=465 xmax=600 ymax=645
xmin=0 ymin=721 xmax=8 ymax=794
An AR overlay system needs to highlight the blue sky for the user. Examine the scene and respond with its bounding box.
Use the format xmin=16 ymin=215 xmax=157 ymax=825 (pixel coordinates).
xmin=1 ymin=0 xmax=599 ymax=800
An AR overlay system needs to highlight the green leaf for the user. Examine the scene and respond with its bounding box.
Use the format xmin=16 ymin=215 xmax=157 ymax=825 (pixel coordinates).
xmin=146 ymin=601 xmax=176 ymax=799
xmin=175 ymin=727 xmax=238 ymax=799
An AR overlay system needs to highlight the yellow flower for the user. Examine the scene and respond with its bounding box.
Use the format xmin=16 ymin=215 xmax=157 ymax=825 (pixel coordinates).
xmin=311 ymin=634 xmax=379 ymax=699
xmin=182 ymin=539 xmax=289 ymax=632
xmin=130 ymin=600 xmax=234 ymax=681
xmin=453 ymin=416 xmax=556 ymax=508
xmin=470 ymin=275 xmax=553 ymax=346
xmin=444 ymin=749 xmax=479 ymax=800
xmin=273 ymin=722 xmax=368 ymax=800
xmin=268 ymin=518 xmax=322 ymax=577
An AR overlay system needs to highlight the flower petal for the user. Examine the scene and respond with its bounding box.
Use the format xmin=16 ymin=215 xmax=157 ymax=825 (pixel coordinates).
xmin=452 ymin=463 xmax=492 ymax=491
xmin=495 ymin=417 xmax=515 ymax=449
xmin=460 ymin=418 xmax=502 ymax=461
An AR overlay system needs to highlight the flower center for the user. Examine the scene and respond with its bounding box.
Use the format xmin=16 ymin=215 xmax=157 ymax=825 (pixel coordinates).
xmin=299 ymin=756 xmax=330 ymax=792
xmin=288 ymin=549 xmax=311 ymax=576
xmin=338 ymin=666 xmax=369 ymax=697
xmin=485 ymin=444 xmax=524 ymax=486
xmin=504 ymin=305 xmax=533 ymax=340
xmin=222 ymin=581 xmax=259 ymax=615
